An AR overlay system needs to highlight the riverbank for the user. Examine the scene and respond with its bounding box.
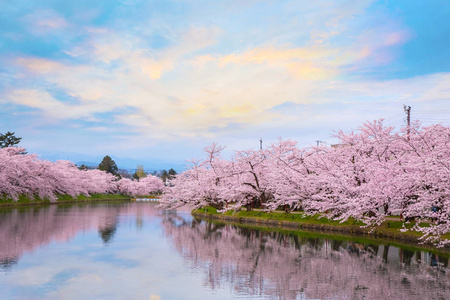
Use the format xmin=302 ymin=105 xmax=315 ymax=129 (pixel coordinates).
xmin=0 ymin=193 xmax=132 ymax=207
xmin=192 ymin=207 xmax=450 ymax=252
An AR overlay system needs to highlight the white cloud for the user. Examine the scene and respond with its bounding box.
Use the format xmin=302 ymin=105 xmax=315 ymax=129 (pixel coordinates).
xmin=3 ymin=0 xmax=449 ymax=158
xmin=8 ymin=35 xmax=450 ymax=144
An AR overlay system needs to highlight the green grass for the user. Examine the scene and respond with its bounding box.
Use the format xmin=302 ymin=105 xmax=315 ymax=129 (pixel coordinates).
xmin=195 ymin=206 xmax=222 ymax=215
xmin=0 ymin=193 xmax=131 ymax=206
xmin=195 ymin=207 xmax=364 ymax=226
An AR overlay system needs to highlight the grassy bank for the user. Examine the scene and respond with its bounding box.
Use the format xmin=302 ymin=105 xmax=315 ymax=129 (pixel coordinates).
xmin=193 ymin=207 xmax=450 ymax=251
xmin=0 ymin=193 xmax=132 ymax=207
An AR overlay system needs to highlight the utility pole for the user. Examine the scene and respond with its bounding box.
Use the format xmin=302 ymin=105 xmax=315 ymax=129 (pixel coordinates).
xmin=404 ymin=105 xmax=411 ymax=141
xmin=260 ymin=138 xmax=263 ymax=150
xmin=316 ymin=140 xmax=323 ymax=147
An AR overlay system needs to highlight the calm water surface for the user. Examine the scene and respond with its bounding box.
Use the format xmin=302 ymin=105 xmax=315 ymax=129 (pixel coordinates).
xmin=0 ymin=202 xmax=449 ymax=300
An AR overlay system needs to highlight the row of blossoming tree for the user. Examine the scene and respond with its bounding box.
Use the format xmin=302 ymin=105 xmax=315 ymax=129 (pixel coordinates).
xmin=0 ymin=147 xmax=164 ymax=201
xmin=160 ymin=120 xmax=450 ymax=246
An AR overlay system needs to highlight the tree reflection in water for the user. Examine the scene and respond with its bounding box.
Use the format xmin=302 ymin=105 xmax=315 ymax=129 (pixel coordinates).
xmin=1 ymin=203 xmax=449 ymax=299
xmin=163 ymin=215 xmax=450 ymax=300
xmin=0 ymin=203 xmax=158 ymax=269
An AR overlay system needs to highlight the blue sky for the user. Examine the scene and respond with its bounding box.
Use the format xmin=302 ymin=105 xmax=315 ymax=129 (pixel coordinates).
xmin=1 ymin=0 xmax=450 ymax=169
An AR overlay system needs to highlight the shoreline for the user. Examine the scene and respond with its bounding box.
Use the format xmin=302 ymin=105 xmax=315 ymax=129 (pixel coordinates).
xmin=0 ymin=198 xmax=132 ymax=207
xmin=192 ymin=209 xmax=450 ymax=253
xmin=0 ymin=194 xmax=132 ymax=207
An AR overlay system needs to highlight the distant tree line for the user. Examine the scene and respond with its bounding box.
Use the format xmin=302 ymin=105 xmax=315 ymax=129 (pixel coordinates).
xmin=0 ymin=131 xmax=177 ymax=184
xmin=79 ymin=154 xmax=178 ymax=184
xmin=0 ymin=132 xmax=165 ymax=200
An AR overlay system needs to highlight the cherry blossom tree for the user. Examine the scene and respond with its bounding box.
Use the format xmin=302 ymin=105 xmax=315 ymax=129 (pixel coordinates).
xmin=229 ymin=148 xmax=274 ymax=211
xmin=0 ymin=147 xmax=119 ymax=201
xmin=160 ymin=143 xmax=235 ymax=210
xmin=117 ymin=175 xmax=164 ymax=196
xmin=159 ymin=120 xmax=450 ymax=245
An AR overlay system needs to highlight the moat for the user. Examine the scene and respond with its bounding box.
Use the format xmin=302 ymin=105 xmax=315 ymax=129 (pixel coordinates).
xmin=1 ymin=202 xmax=449 ymax=299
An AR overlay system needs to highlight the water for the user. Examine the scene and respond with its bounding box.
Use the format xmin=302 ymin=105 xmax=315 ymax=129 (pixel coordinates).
xmin=0 ymin=202 xmax=449 ymax=300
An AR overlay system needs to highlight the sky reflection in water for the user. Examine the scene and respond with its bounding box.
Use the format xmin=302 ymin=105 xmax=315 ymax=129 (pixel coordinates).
xmin=0 ymin=202 xmax=449 ymax=300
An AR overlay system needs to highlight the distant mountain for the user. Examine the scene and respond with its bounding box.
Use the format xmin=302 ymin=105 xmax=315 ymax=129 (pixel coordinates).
xmin=75 ymin=161 xmax=98 ymax=168
xmin=105 ymin=155 xmax=185 ymax=172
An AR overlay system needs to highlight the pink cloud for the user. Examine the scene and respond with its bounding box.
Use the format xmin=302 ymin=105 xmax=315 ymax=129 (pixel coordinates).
xmin=22 ymin=9 xmax=69 ymax=34
xmin=384 ymin=31 xmax=411 ymax=46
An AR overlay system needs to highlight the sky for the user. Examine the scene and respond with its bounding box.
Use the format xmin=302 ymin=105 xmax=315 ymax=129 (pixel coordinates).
xmin=1 ymin=0 xmax=450 ymax=170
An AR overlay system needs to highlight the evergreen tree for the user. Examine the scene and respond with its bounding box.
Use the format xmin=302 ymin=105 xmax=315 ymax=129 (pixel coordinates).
xmin=0 ymin=131 xmax=22 ymax=148
xmin=161 ymin=169 xmax=169 ymax=182
xmin=98 ymin=155 xmax=119 ymax=175
xmin=78 ymin=164 xmax=90 ymax=170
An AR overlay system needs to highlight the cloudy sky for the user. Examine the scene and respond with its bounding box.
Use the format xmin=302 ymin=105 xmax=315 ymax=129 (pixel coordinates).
xmin=1 ymin=0 xmax=450 ymax=169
